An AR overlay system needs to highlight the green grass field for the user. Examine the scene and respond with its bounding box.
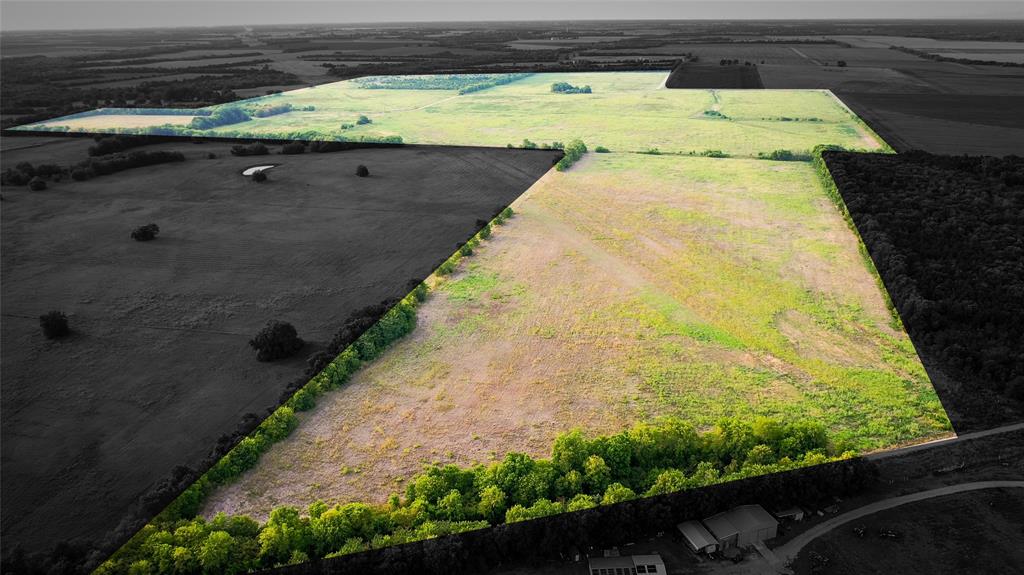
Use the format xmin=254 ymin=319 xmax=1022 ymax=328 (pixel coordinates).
xmin=23 ymin=72 xmax=883 ymax=157
xmin=200 ymin=151 xmax=950 ymax=520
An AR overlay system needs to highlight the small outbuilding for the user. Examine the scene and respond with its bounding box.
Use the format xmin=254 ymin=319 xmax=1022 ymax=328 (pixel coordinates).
xmin=729 ymin=504 xmax=779 ymax=546
xmin=677 ymin=520 xmax=718 ymax=554
xmin=775 ymin=506 xmax=805 ymax=523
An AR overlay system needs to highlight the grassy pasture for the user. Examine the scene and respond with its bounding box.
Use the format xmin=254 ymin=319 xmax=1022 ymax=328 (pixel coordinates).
xmin=202 ymin=152 xmax=950 ymax=520
xmin=25 ymin=72 xmax=882 ymax=156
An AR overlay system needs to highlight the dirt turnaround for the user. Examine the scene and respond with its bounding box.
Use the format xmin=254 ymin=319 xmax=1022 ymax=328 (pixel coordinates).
xmin=0 ymin=136 xmax=559 ymax=555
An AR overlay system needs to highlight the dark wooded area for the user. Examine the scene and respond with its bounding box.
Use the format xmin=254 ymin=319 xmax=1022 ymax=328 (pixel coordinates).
xmin=825 ymin=151 xmax=1024 ymax=431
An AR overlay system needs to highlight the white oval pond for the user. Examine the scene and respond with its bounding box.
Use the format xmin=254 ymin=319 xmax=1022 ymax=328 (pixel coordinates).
xmin=242 ymin=165 xmax=277 ymax=176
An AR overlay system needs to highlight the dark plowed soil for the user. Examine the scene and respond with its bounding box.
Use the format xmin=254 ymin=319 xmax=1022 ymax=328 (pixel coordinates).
xmin=834 ymin=93 xmax=1024 ymax=155
xmin=0 ymin=137 xmax=560 ymax=555
xmin=665 ymin=63 xmax=764 ymax=89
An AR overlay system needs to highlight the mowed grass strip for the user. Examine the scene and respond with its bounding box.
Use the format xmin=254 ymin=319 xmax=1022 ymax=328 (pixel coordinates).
xmin=201 ymin=153 xmax=950 ymax=520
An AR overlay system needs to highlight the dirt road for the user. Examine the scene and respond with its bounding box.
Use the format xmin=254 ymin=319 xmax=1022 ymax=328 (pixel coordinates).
xmin=774 ymin=480 xmax=1024 ymax=564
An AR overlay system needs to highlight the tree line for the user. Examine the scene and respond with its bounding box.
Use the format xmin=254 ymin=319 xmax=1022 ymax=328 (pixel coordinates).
xmin=96 ymin=414 xmax=849 ymax=574
xmin=70 ymin=150 xmax=186 ymax=181
xmin=822 ymin=150 xmax=1024 ymax=428
xmin=352 ymin=73 xmax=532 ymax=93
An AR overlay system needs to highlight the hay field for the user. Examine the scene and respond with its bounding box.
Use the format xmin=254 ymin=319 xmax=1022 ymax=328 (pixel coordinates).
xmin=202 ymin=152 xmax=950 ymax=520
xmin=23 ymin=72 xmax=883 ymax=156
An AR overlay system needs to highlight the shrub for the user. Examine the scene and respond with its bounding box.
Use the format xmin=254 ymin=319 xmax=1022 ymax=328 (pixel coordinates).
xmin=758 ymin=149 xmax=808 ymax=162
xmin=88 ymin=135 xmax=148 ymax=157
xmin=356 ymin=115 xmax=372 ymax=125
xmin=28 ymin=177 xmax=46 ymax=191
xmin=1 ymin=167 xmax=31 ymax=186
xmin=305 ymin=351 xmax=334 ymax=378
xmin=409 ymin=281 xmax=428 ymax=303
xmin=70 ymin=167 xmax=94 ymax=181
xmin=252 ymin=170 xmax=268 ymax=182
xmin=355 ymin=165 xmax=369 ymax=177
xmin=207 ymin=153 xmax=217 ymax=159
xmin=551 ymin=82 xmax=592 ymax=94
xmin=698 ymin=149 xmax=728 ymax=158
xmin=230 ymin=143 xmax=269 ymax=157
xmin=280 ymin=142 xmax=306 ymax=155
xmin=249 ymin=321 xmax=304 ymax=361
xmin=190 ymin=106 xmax=250 ymax=130
xmin=594 ymin=146 xmax=610 ymax=153
xmin=555 ymin=139 xmax=587 ymax=172
xmin=72 ymin=150 xmax=184 ymax=179
xmin=39 ymin=311 xmax=69 ymax=339
xmin=131 ymin=223 xmax=160 ymax=241
xmin=310 ymin=141 xmax=347 ymax=153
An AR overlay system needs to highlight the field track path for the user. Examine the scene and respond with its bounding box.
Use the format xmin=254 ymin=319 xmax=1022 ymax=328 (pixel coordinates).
xmin=773 ymin=480 xmax=1024 ymax=565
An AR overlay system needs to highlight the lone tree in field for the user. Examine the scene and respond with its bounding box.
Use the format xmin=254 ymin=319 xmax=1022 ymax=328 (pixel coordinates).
xmin=28 ymin=177 xmax=47 ymax=191
xmin=131 ymin=223 xmax=160 ymax=241
xmin=249 ymin=321 xmax=304 ymax=362
xmin=39 ymin=311 xmax=70 ymax=339
xmin=355 ymin=165 xmax=369 ymax=177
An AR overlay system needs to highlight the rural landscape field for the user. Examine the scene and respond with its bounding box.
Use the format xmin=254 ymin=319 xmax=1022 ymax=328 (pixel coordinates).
xmin=202 ymin=150 xmax=951 ymax=521
xmin=12 ymin=71 xmax=954 ymax=572
xmin=3 ymin=17 xmax=1021 ymax=575
xmin=19 ymin=72 xmax=883 ymax=157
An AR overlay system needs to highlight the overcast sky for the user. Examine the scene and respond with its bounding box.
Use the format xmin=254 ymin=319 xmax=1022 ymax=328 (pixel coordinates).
xmin=2 ymin=1 xmax=1022 ymax=32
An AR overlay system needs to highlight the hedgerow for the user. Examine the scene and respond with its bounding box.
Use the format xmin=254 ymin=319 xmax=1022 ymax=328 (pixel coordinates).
xmin=99 ymin=416 xmax=848 ymax=574
xmin=70 ymin=150 xmax=185 ymax=181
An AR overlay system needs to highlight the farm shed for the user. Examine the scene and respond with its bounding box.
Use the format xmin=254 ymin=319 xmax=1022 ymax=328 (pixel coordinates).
xmin=703 ymin=512 xmax=741 ymax=549
xmin=704 ymin=504 xmax=779 ymax=549
xmin=677 ymin=520 xmax=719 ymax=554
xmin=587 ymin=553 xmax=666 ymax=575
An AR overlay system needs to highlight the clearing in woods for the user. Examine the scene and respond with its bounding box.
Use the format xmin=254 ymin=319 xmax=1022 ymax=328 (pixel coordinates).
xmin=202 ymin=151 xmax=951 ymax=520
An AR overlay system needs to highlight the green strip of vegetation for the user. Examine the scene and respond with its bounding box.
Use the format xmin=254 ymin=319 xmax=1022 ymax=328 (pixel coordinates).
xmin=811 ymin=144 xmax=902 ymax=330
xmin=98 ymin=414 xmax=849 ymax=574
